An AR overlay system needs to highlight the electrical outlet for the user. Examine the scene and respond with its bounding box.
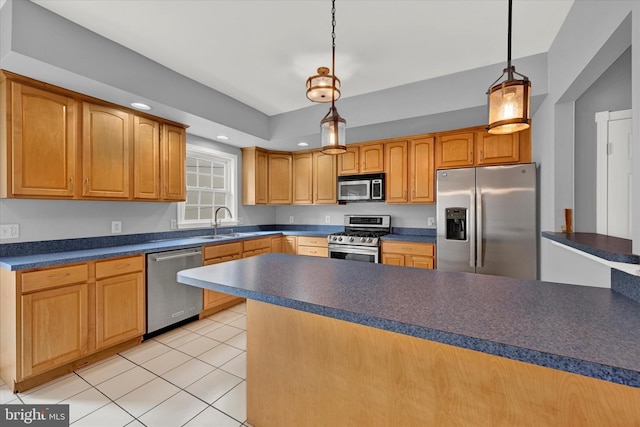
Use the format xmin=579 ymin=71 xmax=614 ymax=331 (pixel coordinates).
xmin=427 ymin=217 xmax=436 ymax=227
xmin=111 ymin=221 xmax=122 ymax=234
xmin=170 ymin=219 xmax=177 ymax=230
xmin=325 ymin=215 xmax=331 ymax=224
xmin=289 ymin=216 xmax=294 ymax=224
xmin=0 ymin=224 xmax=19 ymax=239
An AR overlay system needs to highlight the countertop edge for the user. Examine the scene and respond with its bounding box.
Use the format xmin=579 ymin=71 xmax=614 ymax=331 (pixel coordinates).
xmin=177 ymin=270 xmax=640 ymax=389
xmin=541 ymin=232 xmax=640 ymax=264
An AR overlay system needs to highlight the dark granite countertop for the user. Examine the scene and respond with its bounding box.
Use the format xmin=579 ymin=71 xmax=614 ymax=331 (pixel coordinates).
xmin=382 ymin=234 xmax=436 ymax=244
xmin=542 ymin=232 xmax=640 ymax=264
xmin=0 ymin=230 xmax=328 ymax=271
xmin=177 ymin=253 xmax=640 ymax=389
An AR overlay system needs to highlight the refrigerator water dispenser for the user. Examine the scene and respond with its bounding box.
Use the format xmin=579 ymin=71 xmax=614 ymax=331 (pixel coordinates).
xmin=445 ymin=208 xmax=467 ymax=240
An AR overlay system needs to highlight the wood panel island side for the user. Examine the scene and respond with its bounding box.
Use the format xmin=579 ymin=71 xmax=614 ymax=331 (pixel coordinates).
xmin=177 ymin=254 xmax=640 ymax=427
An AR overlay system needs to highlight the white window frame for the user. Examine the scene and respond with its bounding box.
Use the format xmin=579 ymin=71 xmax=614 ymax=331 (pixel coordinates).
xmin=177 ymin=144 xmax=238 ymax=229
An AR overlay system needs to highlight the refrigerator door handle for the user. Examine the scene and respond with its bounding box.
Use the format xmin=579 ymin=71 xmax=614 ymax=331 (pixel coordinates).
xmin=477 ymin=190 xmax=483 ymax=268
xmin=469 ymin=188 xmax=476 ymax=268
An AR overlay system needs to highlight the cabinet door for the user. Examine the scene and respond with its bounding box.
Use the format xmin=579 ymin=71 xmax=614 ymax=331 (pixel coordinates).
xmin=162 ymin=124 xmax=186 ymax=200
xmin=360 ymin=143 xmax=384 ymax=173
xmin=95 ymin=272 xmax=145 ymax=350
xmin=292 ymin=152 xmax=313 ymax=204
xmin=406 ymin=255 xmax=434 ymax=269
xmin=82 ymin=102 xmax=131 ymax=198
xmin=337 ymin=146 xmax=359 ymax=175
xmin=435 ymin=132 xmax=474 ymax=169
xmin=384 ymin=141 xmax=408 ymax=203
xmin=313 ymin=151 xmax=337 ymax=204
xmin=133 ymin=116 xmax=160 ymax=199
xmin=381 ymin=253 xmax=404 ymax=266
xmin=241 ymin=147 xmax=268 ymax=205
xmin=9 ymin=83 xmax=77 ymax=198
xmin=268 ymin=153 xmax=292 ymax=204
xmin=283 ymin=236 xmax=297 ymax=254
xmin=21 ymin=284 xmax=88 ymax=377
xmin=271 ymin=236 xmax=284 ymax=253
xmin=476 ymin=131 xmax=520 ymax=165
xmin=409 ymin=137 xmax=435 ymax=203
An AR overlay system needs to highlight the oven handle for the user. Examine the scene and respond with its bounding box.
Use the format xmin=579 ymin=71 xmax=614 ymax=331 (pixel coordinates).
xmin=328 ymin=244 xmax=379 ymax=256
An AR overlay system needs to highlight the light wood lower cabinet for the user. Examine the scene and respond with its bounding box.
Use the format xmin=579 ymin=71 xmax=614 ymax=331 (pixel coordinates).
xmin=1 ymin=255 xmax=145 ymax=392
xmin=284 ymin=236 xmax=297 ymax=254
xmin=95 ymin=256 xmax=145 ymax=350
xmin=297 ymin=236 xmax=328 ymax=257
xmin=202 ymin=241 xmax=244 ymax=316
xmin=381 ymin=241 xmax=435 ymax=269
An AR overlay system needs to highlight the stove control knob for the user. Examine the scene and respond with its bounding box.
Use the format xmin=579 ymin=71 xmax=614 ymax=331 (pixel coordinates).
xmin=338 ymin=237 xmax=343 ymax=242
xmin=367 ymin=238 xmax=373 ymax=243
xmin=349 ymin=237 xmax=355 ymax=242
xmin=360 ymin=237 xmax=366 ymax=243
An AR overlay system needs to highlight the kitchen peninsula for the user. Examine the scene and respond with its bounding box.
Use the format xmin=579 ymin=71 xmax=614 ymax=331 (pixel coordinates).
xmin=177 ymin=253 xmax=640 ymax=426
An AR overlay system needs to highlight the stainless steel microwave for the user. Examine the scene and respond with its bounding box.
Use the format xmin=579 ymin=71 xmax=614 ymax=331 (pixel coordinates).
xmin=337 ymin=173 xmax=385 ymax=202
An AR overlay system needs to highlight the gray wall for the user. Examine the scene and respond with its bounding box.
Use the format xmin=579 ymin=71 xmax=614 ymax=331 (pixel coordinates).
xmin=574 ymin=47 xmax=632 ymax=232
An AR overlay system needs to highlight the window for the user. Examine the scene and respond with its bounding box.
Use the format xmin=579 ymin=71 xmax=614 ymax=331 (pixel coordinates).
xmin=178 ymin=145 xmax=237 ymax=228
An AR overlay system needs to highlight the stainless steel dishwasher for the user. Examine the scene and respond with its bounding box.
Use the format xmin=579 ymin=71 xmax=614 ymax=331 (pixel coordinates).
xmin=146 ymin=248 xmax=203 ymax=336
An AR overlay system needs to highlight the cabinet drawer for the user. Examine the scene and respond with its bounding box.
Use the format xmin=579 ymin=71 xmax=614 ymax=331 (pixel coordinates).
xmin=21 ymin=264 xmax=89 ymax=294
xmin=382 ymin=241 xmax=435 ymax=256
xmin=297 ymin=236 xmax=327 ymax=247
xmin=203 ymin=242 xmax=242 ymax=260
xmin=96 ymin=255 xmax=144 ymax=279
xmin=243 ymin=248 xmax=271 ymax=258
xmin=204 ymin=254 xmax=242 ymax=265
xmin=298 ymin=246 xmax=328 ymax=257
xmin=243 ymin=237 xmax=272 ymax=252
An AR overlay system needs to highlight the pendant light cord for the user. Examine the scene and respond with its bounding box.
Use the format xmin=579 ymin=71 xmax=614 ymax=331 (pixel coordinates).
xmin=506 ymin=0 xmax=513 ymax=80
xmin=331 ymin=0 xmax=337 ymax=110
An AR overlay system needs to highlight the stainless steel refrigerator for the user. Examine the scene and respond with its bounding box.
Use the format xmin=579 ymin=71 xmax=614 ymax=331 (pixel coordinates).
xmin=436 ymin=163 xmax=537 ymax=279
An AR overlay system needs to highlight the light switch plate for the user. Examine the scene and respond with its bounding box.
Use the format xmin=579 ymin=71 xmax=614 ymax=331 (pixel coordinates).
xmin=289 ymin=216 xmax=294 ymax=224
xmin=427 ymin=217 xmax=436 ymax=227
xmin=325 ymin=215 xmax=331 ymax=223
xmin=111 ymin=221 xmax=122 ymax=233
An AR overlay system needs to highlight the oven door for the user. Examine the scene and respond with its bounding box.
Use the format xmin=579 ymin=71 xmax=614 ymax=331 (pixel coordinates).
xmin=328 ymin=244 xmax=379 ymax=263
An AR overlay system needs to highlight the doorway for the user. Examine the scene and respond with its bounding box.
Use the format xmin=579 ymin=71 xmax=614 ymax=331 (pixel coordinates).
xmin=596 ymin=109 xmax=632 ymax=239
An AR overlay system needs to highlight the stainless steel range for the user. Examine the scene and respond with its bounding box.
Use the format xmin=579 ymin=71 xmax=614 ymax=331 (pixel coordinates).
xmin=328 ymin=215 xmax=391 ymax=263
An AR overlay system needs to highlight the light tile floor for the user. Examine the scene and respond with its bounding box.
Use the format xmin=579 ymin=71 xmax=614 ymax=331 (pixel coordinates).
xmin=0 ymin=303 xmax=252 ymax=427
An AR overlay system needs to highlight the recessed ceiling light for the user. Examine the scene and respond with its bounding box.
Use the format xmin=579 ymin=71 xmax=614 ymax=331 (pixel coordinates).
xmin=131 ymin=102 xmax=151 ymax=110
xmin=297 ymin=142 xmax=309 ymax=147
xmin=217 ymin=135 xmax=230 ymax=140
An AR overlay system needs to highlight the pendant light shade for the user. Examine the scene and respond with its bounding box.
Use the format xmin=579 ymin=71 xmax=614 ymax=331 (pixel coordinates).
xmin=320 ymin=106 xmax=346 ymax=154
xmin=487 ymin=0 xmax=531 ymax=135
xmin=307 ymin=67 xmax=341 ymax=103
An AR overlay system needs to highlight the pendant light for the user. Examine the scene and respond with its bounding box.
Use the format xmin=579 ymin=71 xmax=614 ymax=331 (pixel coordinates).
xmin=487 ymin=0 xmax=531 ymax=135
xmin=319 ymin=0 xmax=346 ymax=154
xmin=306 ymin=67 xmax=341 ymax=103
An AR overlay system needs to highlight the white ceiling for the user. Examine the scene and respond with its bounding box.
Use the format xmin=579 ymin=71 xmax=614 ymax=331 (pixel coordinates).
xmin=31 ymin=0 xmax=573 ymax=117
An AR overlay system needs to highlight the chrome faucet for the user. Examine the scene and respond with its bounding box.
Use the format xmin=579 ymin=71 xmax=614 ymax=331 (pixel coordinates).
xmin=213 ymin=206 xmax=232 ymax=236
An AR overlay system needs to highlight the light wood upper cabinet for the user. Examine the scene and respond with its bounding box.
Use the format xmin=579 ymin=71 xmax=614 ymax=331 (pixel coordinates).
xmin=292 ymin=151 xmax=313 ymax=204
xmin=337 ymin=143 xmax=384 ymax=175
xmin=161 ymin=124 xmax=186 ymax=200
xmin=3 ymin=82 xmax=77 ymax=198
xmin=133 ymin=116 xmax=160 ymax=199
xmin=82 ymin=102 xmax=131 ymax=199
xmin=436 ymin=128 xmax=531 ymax=170
xmin=409 ymin=137 xmax=435 ymax=203
xmin=313 ymin=151 xmax=337 ymax=204
xmin=242 ymin=147 xmax=268 ymax=205
xmin=268 ymin=152 xmax=293 ymax=204
xmin=1 ymin=71 xmax=187 ymax=202
xmin=435 ymin=131 xmax=475 ymax=169
xmin=384 ymin=140 xmax=408 ymax=203
xmin=475 ymin=130 xmax=530 ymax=165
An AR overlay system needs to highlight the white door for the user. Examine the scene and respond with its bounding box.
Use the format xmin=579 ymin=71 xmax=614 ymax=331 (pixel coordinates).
xmin=596 ymin=110 xmax=632 ymax=239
